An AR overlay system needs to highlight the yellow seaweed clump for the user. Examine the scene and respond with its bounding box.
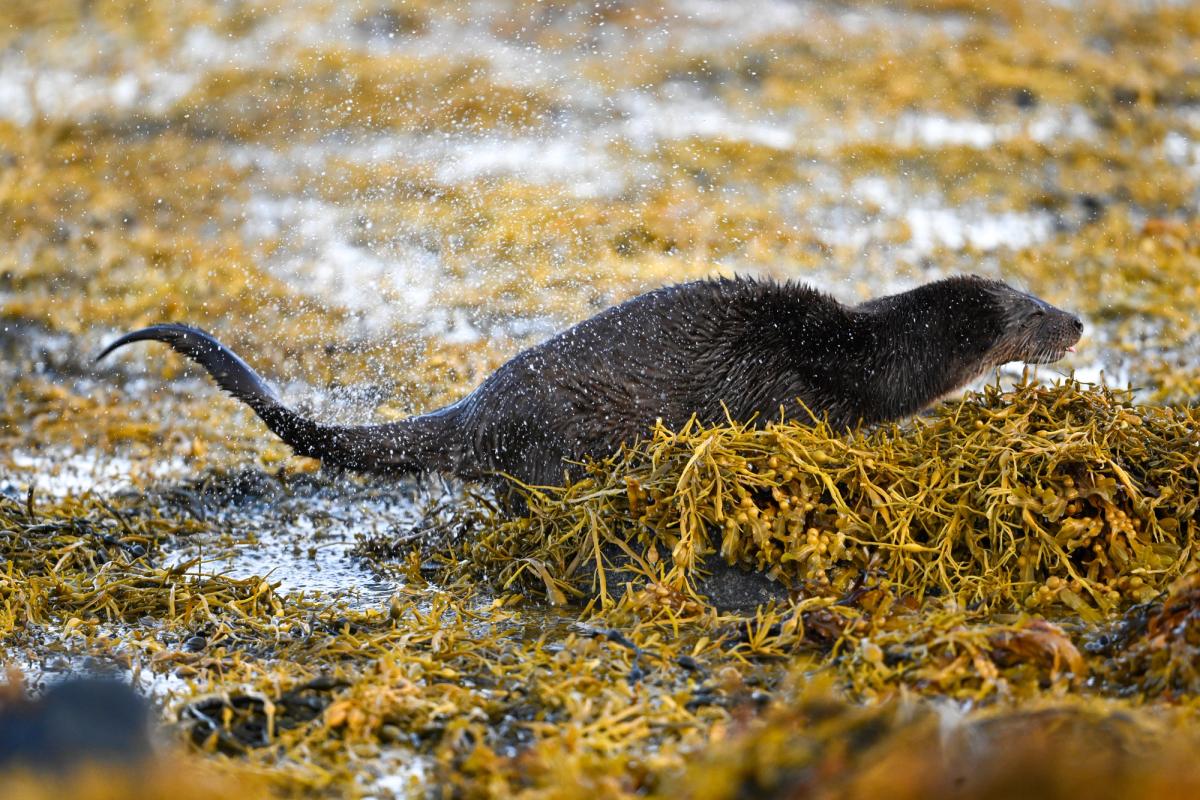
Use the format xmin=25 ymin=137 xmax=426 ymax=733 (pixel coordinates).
xmin=452 ymin=379 xmax=1198 ymax=618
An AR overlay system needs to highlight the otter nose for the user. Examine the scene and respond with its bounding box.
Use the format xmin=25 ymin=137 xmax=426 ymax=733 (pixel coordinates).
xmin=1070 ymin=317 xmax=1083 ymax=333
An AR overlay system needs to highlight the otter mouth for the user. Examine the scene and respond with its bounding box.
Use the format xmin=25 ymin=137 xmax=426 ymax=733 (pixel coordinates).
xmin=994 ymin=297 xmax=1084 ymax=367
xmin=1025 ymin=343 xmax=1078 ymax=364
xmin=1020 ymin=313 xmax=1083 ymax=364
xmin=989 ymin=340 xmax=1078 ymax=368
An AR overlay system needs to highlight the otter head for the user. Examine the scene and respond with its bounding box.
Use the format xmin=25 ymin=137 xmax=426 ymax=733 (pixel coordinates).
xmin=969 ymin=277 xmax=1083 ymax=367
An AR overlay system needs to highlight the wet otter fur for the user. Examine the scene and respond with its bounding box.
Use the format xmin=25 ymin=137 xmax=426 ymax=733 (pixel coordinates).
xmin=98 ymin=275 xmax=1082 ymax=487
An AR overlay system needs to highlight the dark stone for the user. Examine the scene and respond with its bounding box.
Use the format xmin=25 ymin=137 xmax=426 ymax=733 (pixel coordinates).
xmin=0 ymin=678 xmax=152 ymax=770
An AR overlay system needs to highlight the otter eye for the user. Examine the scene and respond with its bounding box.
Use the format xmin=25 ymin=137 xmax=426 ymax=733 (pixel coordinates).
xmin=1028 ymin=309 xmax=1045 ymax=320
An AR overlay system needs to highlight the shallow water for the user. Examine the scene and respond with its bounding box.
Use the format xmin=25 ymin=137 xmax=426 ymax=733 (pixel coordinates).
xmin=154 ymin=475 xmax=427 ymax=610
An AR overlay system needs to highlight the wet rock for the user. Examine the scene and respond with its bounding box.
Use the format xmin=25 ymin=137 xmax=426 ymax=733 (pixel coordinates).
xmin=694 ymin=556 xmax=790 ymax=611
xmin=0 ymin=678 xmax=153 ymax=770
xmin=581 ymin=545 xmax=789 ymax=611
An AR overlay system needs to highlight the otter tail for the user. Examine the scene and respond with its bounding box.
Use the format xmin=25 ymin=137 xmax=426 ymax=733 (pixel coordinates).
xmin=97 ymin=324 xmax=459 ymax=474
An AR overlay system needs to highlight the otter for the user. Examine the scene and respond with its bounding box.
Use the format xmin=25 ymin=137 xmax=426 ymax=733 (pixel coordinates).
xmin=97 ymin=276 xmax=1082 ymax=487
